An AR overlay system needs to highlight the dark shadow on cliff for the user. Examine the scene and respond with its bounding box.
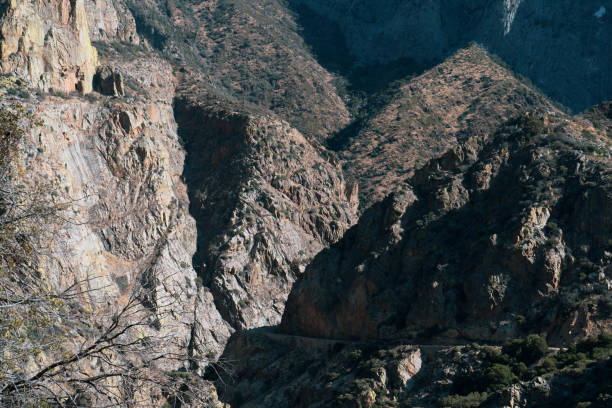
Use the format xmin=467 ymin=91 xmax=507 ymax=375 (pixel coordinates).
xmin=288 ymin=2 xmax=442 ymax=151
xmin=281 ymin=112 xmax=611 ymax=344
xmin=289 ymin=0 xmax=612 ymax=114
xmin=290 ymin=3 xmax=430 ymax=94
xmin=173 ymin=98 xmax=251 ymax=322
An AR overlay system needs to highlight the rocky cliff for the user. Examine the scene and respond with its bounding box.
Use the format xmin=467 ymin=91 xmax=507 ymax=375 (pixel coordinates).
xmin=0 ymin=0 xmax=609 ymax=406
xmin=0 ymin=1 xmax=229 ymax=404
xmin=0 ymin=0 xmax=98 ymax=94
xmin=174 ymin=97 xmax=358 ymax=331
xmin=282 ymin=110 xmax=611 ymax=344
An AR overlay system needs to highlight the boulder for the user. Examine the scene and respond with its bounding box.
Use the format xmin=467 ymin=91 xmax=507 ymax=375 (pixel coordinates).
xmin=93 ymin=65 xmax=125 ymax=96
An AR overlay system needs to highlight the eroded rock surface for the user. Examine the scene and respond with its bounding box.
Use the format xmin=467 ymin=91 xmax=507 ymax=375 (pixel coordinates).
xmin=93 ymin=64 xmax=124 ymax=96
xmin=0 ymin=0 xmax=98 ymax=94
xmin=175 ymin=98 xmax=358 ymax=331
xmin=282 ymin=111 xmax=611 ymax=344
xmin=85 ymin=0 xmax=139 ymax=44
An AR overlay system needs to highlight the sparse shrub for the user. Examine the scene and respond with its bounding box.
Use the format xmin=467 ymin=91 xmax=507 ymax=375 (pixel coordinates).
xmin=511 ymin=361 xmax=533 ymax=381
xmin=349 ymin=349 xmax=363 ymax=362
xmin=438 ymin=392 xmax=489 ymax=408
xmin=548 ymin=334 xmax=611 ymax=371
xmin=537 ymin=357 xmax=558 ymax=375
xmin=581 ymin=129 xmax=596 ymax=140
xmin=337 ymin=393 xmax=355 ymax=401
xmin=522 ymin=334 xmax=549 ymax=363
xmin=522 ymin=113 xmax=545 ymax=135
xmin=598 ymin=298 xmax=612 ymax=316
xmin=6 ymin=87 xmax=30 ymax=99
xmin=357 ymin=358 xmax=385 ymax=378
xmin=451 ymin=372 xmax=482 ymax=394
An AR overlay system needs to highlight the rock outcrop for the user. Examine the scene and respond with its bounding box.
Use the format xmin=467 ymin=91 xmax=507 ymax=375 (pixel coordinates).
xmin=15 ymin=46 xmax=233 ymax=392
xmin=93 ymin=64 xmax=124 ymax=96
xmin=85 ymin=0 xmax=139 ymax=44
xmin=175 ymin=98 xmax=358 ymax=331
xmin=282 ymin=111 xmax=611 ymax=344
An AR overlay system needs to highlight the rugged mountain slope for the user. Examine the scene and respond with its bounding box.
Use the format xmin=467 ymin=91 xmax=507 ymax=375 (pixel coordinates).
xmin=290 ymin=0 xmax=611 ymax=112
xmin=0 ymin=1 xmax=229 ymax=404
xmin=0 ymin=0 xmax=357 ymax=398
xmin=126 ymin=0 xmax=350 ymax=140
xmin=282 ymin=110 xmax=611 ymax=344
xmin=174 ymin=97 xmax=358 ymax=331
xmin=217 ymin=109 xmax=611 ymax=408
xmin=0 ymin=0 xmax=98 ymax=94
xmin=335 ymin=45 xmax=559 ymax=208
xmin=0 ymin=0 xmax=609 ymax=406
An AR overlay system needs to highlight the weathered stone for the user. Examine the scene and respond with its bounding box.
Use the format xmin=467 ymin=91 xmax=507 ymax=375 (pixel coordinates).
xmin=281 ymin=111 xmax=611 ymax=345
xmin=93 ymin=65 xmax=125 ymax=96
xmin=174 ymin=100 xmax=359 ymax=331
xmin=391 ymin=349 xmax=422 ymax=391
xmin=0 ymin=0 xmax=98 ymax=94
xmin=84 ymin=0 xmax=139 ymax=44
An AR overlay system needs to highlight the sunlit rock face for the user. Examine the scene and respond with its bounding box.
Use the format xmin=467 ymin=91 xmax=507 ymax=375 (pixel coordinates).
xmin=0 ymin=0 xmax=98 ymax=94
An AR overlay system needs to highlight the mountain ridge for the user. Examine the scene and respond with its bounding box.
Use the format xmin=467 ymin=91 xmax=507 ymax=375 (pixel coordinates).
xmin=0 ymin=0 xmax=609 ymax=406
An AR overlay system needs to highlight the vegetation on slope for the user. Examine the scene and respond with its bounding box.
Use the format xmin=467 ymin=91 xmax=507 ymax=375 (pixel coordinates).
xmin=125 ymin=0 xmax=350 ymax=140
